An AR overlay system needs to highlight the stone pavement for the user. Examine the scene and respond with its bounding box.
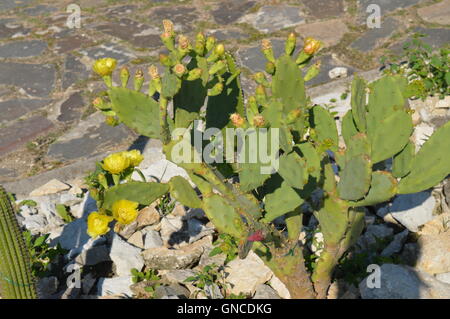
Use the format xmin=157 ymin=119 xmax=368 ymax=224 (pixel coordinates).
xmin=0 ymin=0 xmax=449 ymax=183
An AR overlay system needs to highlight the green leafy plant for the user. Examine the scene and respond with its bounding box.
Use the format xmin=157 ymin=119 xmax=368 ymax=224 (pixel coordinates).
xmin=55 ymin=204 xmax=74 ymax=223
xmin=131 ymin=268 xmax=161 ymax=298
xmin=382 ymin=34 xmax=450 ymax=99
xmin=209 ymin=233 xmax=239 ymax=263
xmin=87 ymin=20 xmax=450 ymax=299
xmin=23 ymin=231 xmax=66 ymax=278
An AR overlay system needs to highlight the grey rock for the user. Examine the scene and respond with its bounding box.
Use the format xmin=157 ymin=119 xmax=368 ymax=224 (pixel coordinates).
xmin=21 ymin=214 xmax=48 ymax=235
xmin=306 ymin=55 xmax=356 ymax=87
xmin=208 ymin=29 xmax=248 ymax=42
xmin=52 ymin=217 xmax=90 ymax=250
xmin=62 ymin=54 xmax=89 ymax=90
xmin=118 ymin=221 xmax=138 ymax=240
xmin=356 ymin=224 xmax=393 ymax=252
xmin=142 ymin=236 xmax=212 ymax=270
xmin=237 ymin=39 xmax=286 ymax=73
xmin=0 ymin=62 xmax=55 ymax=97
xmin=0 ymin=98 xmax=52 ymax=124
xmin=381 ymin=229 xmax=409 ymax=257
xmin=211 ymin=0 xmax=256 ymax=25
xmin=199 ymin=246 xmax=227 ymax=267
xmin=23 ymin=5 xmax=57 ymax=16
xmin=203 ymin=284 xmax=224 ymax=299
xmin=97 ymin=276 xmax=133 ymax=297
xmin=240 ymin=5 xmax=305 ymax=33
xmin=110 ymin=234 xmax=144 ymax=277
xmin=162 ymin=269 xmax=196 ymax=284
xmin=38 ymin=276 xmax=59 ymax=298
xmin=143 ymin=229 xmax=163 ymax=249
xmin=0 ymin=40 xmax=47 ymax=58
xmin=154 ymin=284 xmax=190 ymax=299
xmin=254 ymin=284 xmax=280 ymax=299
xmin=75 ymin=245 xmax=111 ymax=266
xmin=389 ymin=191 xmax=437 ymax=232
xmin=400 ymin=243 xmax=419 ymax=266
xmin=359 ymin=264 xmax=450 ymax=299
xmin=82 ymin=273 xmax=97 ymax=295
xmin=149 ymin=6 xmax=199 ymax=33
xmin=436 ymin=273 xmax=450 ymax=284
xmin=57 ymin=92 xmax=85 ymax=123
xmin=416 ymin=231 xmax=450 ymax=275
xmin=358 ymin=0 xmax=421 ymax=17
xmin=0 ymin=0 xmax=33 ymax=11
xmin=302 ymin=0 xmax=344 ymax=19
xmin=80 ymin=43 xmax=136 ymax=66
xmin=351 ymin=18 xmax=400 ymax=52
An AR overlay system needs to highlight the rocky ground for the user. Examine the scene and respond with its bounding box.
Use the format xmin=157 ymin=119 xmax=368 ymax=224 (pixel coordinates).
xmin=0 ymin=0 xmax=449 ymax=299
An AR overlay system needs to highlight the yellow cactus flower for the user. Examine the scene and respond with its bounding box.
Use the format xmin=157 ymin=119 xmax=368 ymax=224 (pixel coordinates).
xmin=112 ymin=199 xmax=139 ymax=225
xmin=93 ymin=58 xmax=117 ymax=77
xmin=303 ymin=37 xmax=322 ymax=55
xmin=102 ymin=152 xmax=131 ymax=174
xmin=87 ymin=212 xmax=113 ymax=238
xmin=123 ymin=150 xmax=144 ymax=167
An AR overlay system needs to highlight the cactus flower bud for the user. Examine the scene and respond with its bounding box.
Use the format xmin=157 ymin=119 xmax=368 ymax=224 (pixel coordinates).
xmin=133 ymin=69 xmax=145 ymax=91
xmin=265 ymin=61 xmax=276 ymax=75
xmin=303 ymin=37 xmax=322 ymax=55
xmin=195 ymin=32 xmax=206 ymax=56
xmin=209 ymin=60 xmax=227 ymax=75
xmin=120 ymin=66 xmax=130 ymax=88
xmin=186 ymin=68 xmax=203 ymax=81
xmin=162 ymin=19 xmax=174 ymax=36
xmin=93 ymin=97 xmax=104 ymax=110
xmin=207 ymin=82 xmax=224 ymax=96
xmin=177 ymin=35 xmax=191 ymax=58
xmin=206 ymin=36 xmax=216 ymax=52
xmin=247 ymin=230 xmax=265 ymax=242
xmin=252 ymin=115 xmax=266 ymax=128
xmin=93 ymin=58 xmax=117 ymax=77
xmin=253 ymin=72 xmax=270 ymax=87
xmin=148 ymin=65 xmax=160 ymax=79
xmin=255 ymin=85 xmax=267 ymax=105
xmin=230 ymin=113 xmax=246 ymax=128
xmin=304 ymin=61 xmax=321 ymax=82
xmin=97 ymin=173 xmax=108 ymax=189
xmin=159 ymin=53 xmax=172 ymax=67
xmin=105 ymin=116 xmax=119 ymax=127
xmin=214 ymin=44 xmax=225 ymax=57
xmin=261 ymin=39 xmax=275 ymax=63
xmin=248 ymin=96 xmax=259 ymax=113
xmin=173 ymin=63 xmax=186 ymax=77
xmin=285 ymin=32 xmax=297 ymax=56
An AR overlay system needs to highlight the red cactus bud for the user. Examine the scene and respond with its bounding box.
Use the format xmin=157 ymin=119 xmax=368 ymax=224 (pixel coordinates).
xmin=247 ymin=230 xmax=264 ymax=242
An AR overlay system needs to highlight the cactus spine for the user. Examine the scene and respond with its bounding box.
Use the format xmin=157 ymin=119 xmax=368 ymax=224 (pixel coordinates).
xmin=0 ymin=186 xmax=37 ymax=299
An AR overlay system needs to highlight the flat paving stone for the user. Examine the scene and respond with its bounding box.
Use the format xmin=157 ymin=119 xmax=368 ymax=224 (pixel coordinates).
xmin=80 ymin=43 xmax=136 ymax=66
xmin=417 ymin=0 xmax=450 ymax=25
xmin=389 ymin=27 xmax=450 ymax=54
xmin=62 ymin=54 xmax=90 ymax=90
xmin=211 ymin=0 xmax=256 ymax=25
xmin=207 ymin=29 xmax=249 ymax=42
xmin=57 ymin=92 xmax=85 ymax=123
xmin=0 ymin=40 xmax=47 ymax=58
xmin=302 ymin=0 xmax=345 ymax=19
xmin=0 ymin=21 xmax=30 ymax=40
xmin=351 ymin=17 xmax=400 ymax=52
xmin=54 ymin=34 xmax=93 ymax=54
xmin=0 ymin=115 xmax=54 ymax=155
xmin=105 ymin=5 xmax=138 ymax=16
xmin=306 ymin=54 xmax=356 ymax=87
xmin=23 ymin=4 xmax=58 ymax=16
xmin=0 ymin=62 xmax=56 ymax=97
xmin=95 ymin=18 xmax=161 ymax=49
xmin=239 ymin=5 xmax=305 ymax=33
xmin=0 ymin=0 xmax=33 ymax=11
xmin=0 ymin=98 xmax=52 ymax=124
xmin=358 ymin=0 xmax=422 ymax=17
xmin=237 ymin=39 xmax=291 ymax=73
xmin=295 ymin=19 xmax=349 ymax=48
xmin=148 ymin=6 xmax=198 ymax=32
xmin=48 ymin=113 xmax=132 ymax=161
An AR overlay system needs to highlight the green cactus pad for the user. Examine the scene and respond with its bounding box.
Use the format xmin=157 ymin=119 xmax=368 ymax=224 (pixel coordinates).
xmin=264 ymin=182 xmax=304 ymax=222
xmin=310 ymin=106 xmax=339 ymax=152
xmin=271 ymin=55 xmax=306 ymax=112
xmin=398 ymin=121 xmax=450 ymax=194
xmin=103 ymin=181 xmax=169 ymax=210
xmin=337 ymin=154 xmax=372 ymax=201
xmin=392 ymin=141 xmax=415 ymax=178
xmin=367 ymin=110 xmax=413 ymax=163
xmin=278 ymin=151 xmax=308 ymax=189
xmin=297 ymin=142 xmax=321 ymax=180
xmin=203 ymin=194 xmax=246 ymax=239
xmin=238 ymin=162 xmax=271 ymax=192
xmin=342 ymin=110 xmax=359 ymax=147
xmin=161 ymin=73 xmax=180 ymax=98
xmin=108 ymin=87 xmax=160 ymax=139
xmin=169 ymin=176 xmax=202 ymax=208
xmin=353 ymin=171 xmax=397 ymax=207
xmin=314 ymin=196 xmax=350 ymax=244
xmin=351 ymin=76 xmax=367 ymax=132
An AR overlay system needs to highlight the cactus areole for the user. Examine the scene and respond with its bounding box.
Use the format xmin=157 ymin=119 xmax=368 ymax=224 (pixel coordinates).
xmin=88 ymin=20 xmax=450 ymax=299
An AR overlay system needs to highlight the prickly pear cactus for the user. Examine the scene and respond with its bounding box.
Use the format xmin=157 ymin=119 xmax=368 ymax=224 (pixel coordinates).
xmin=0 ymin=186 xmax=37 ymax=299
xmin=88 ymin=20 xmax=450 ymax=299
